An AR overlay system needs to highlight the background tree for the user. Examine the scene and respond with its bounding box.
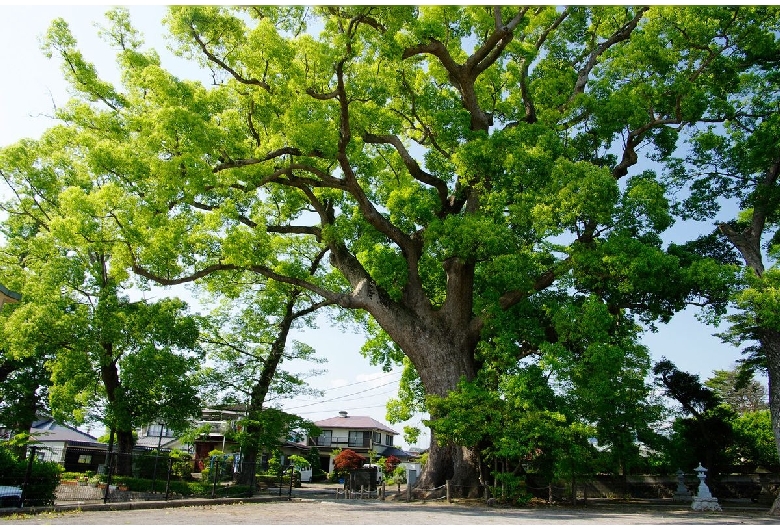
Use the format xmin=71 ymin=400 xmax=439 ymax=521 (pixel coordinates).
xmin=0 ymin=113 xmax=204 ymax=476
xmin=653 ymin=359 xmax=736 ymax=475
xmin=728 ymin=409 xmax=778 ymax=472
xmin=0 ymin=304 xmax=50 ymax=457
xmin=10 ymin=6 xmax=776 ymax=494
xmin=195 ymin=270 xmax=328 ymax=483
xmin=662 ymin=8 xmax=780 ymax=510
xmin=706 ymin=368 xmax=769 ymax=414
xmin=333 ymin=448 xmax=365 ymax=477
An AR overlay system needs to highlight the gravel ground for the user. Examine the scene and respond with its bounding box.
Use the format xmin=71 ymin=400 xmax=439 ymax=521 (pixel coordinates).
xmin=2 ymin=498 xmax=778 ymax=526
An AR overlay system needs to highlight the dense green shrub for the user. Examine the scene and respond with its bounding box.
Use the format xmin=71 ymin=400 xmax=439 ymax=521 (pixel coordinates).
xmin=200 ymin=450 xmax=235 ymax=484
xmin=0 ymin=447 xmax=62 ymax=506
xmin=169 ymin=449 xmax=193 ymax=479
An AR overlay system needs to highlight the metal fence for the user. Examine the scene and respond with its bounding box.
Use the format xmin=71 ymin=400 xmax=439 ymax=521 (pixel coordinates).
xmin=0 ymin=447 xmax=306 ymax=509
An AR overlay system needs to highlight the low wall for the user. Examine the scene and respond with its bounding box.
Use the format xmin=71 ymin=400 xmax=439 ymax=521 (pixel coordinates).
xmin=525 ymin=473 xmax=780 ymax=504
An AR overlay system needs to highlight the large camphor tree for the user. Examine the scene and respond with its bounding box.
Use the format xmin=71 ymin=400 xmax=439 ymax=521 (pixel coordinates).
xmin=14 ymin=6 xmax=777 ymax=493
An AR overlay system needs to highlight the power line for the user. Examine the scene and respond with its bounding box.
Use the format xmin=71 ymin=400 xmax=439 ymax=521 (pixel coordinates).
xmin=282 ymin=376 xmax=401 ymax=411
xmin=281 ymin=373 xmax=402 ymax=404
xmin=297 ymin=404 xmax=391 ymax=416
xmin=282 ymin=388 xmax=400 ymax=415
xmin=311 ymin=372 xmax=402 ymax=392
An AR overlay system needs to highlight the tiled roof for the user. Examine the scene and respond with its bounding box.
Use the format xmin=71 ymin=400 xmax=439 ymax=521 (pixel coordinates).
xmin=135 ymin=436 xmax=179 ymax=449
xmin=29 ymin=417 xmax=98 ymax=443
xmin=379 ymin=446 xmax=411 ymax=458
xmin=314 ymin=415 xmax=399 ymax=435
xmin=0 ymin=283 xmax=20 ymax=303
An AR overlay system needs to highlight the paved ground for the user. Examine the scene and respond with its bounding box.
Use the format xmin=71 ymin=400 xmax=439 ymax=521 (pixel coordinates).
xmin=2 ymin=498 xmax=779 ymax=525
xmin=2 ymin=487 xmax=778 ymax=526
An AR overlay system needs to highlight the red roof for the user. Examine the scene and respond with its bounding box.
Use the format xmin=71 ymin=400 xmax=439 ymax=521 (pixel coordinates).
xmin=314 ymin=415 xmax=398 ymax=435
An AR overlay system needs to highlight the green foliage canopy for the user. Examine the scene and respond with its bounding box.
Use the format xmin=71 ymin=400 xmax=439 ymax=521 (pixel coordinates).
xmin=2 ymin=5 xmax=778 ymax=487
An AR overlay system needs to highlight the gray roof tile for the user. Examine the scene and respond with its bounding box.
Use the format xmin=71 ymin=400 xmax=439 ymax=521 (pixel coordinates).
xmin=314 ymin=415 xmax=399 ymax=435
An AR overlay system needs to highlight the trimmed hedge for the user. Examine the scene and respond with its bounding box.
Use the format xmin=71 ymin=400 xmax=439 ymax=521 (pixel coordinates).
xmin=257 ymin=473 xmax=300 ymax=488
xmin=110 ymin=475 xmax=251 ymax=497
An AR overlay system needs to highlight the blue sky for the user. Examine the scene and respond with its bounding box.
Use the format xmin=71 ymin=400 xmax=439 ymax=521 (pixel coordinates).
xmin=0 ymin=5 xmax=757 ymax=449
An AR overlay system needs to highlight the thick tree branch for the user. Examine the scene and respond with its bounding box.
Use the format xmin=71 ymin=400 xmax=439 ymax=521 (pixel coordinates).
xmin=498 ymin=268 xmax=558 ymax=311
xmin=212 ymin=147 xmax=327 ymax=173
xmin=266 ymin=225 xmax=322 ymax=238
xmin=402 ymin=9 xmax=527 ymax=132
xmin=306 ymin=88 xmax=339 ymax=101
xmin=402 ymin=40 xmax=461 ymax=77
xmin=186 ymin=22 xmax=271 ymax=91
xmin=467 ymin=8 xmax=525 ymax=77
xmin=362 ymin=132 xmax=450 ymax=208
xmin=518 ymin=8 xmax=570 ymax=123
xmin=569 ymin=7 xmax=649 ymax=103
xmin=719 ymin=154 xmax=780 ymax=277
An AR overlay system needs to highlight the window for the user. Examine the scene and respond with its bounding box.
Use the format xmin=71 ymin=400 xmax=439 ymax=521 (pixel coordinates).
xmin=373 ymin=432 xmax=381 ymax=444
xmin=77 ymin=454 xmax=92 ymax=464
xmin=385 ymin=434 xmax=393 ymax=446
xmin=148 ymin=424 xmax=173 ymax=437
xmin=348 ymin=431 xmax=371 ymax=447
xmin=348 ymin=431 xmax=363 ymax=447
xmin=316 ymin=430 xmax=332 ymax=446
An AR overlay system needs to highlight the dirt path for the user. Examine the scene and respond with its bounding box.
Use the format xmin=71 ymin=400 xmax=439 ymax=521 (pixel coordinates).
xmin=2 ymin=499 xmax=778 ymax=525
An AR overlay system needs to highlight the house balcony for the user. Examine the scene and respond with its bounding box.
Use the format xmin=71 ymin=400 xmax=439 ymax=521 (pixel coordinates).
xmin=309 ymin=436 xmax=370 ymax=449
xmin=194 ymin=420 xmax=231 ymax=435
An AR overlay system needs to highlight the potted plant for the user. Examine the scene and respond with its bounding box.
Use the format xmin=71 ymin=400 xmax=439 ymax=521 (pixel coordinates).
xmin=89 ymin=476 xmax=101 ymax=488
xmin=117 ymin=482 xmax=129 ymax=492
xmin=77 ymin=476 xmax=89 ymax=486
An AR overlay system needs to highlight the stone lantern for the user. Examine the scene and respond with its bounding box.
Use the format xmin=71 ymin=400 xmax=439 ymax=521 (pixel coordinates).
xmin=691 ymin=463 xmax=721 ymax=511
xmin=673 ymin=469 xmax=692 ymax=503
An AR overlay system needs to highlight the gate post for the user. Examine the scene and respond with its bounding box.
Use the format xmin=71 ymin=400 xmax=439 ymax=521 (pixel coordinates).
xmin=211 ymin=459 xmax=220 ymax=499
xmin=103 ymin=452 xmax=115 ymax=504
xmin=20 ymin=446 xmax=36 ymax=508
xmin=165 ymin=456 xmax=173 ymax=501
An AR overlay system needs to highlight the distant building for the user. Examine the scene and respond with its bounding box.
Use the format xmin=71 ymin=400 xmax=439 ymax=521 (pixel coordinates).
xmin=309 ymin=411 xmax=412 ymax=473
xmin=0 ymin=282 xmax=20 ymax=309
xmin=135 ymin=423 xmax=182 ymax=451
xmin=17 ymin=416 xmax=105 ymax=472
xmin=137 ymin=405 xmax=311 ymax=472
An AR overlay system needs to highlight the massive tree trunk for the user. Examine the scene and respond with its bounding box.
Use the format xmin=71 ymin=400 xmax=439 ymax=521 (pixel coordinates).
xmin=367 ymin=260 xmax=483 ymax=495
xmin=410 ymin=346 xmax=483 ymax=496
xmin=328 ymin=228 xmax=486 ymax=495
xmin=100 ymin=353 xmax=135 ymax=476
